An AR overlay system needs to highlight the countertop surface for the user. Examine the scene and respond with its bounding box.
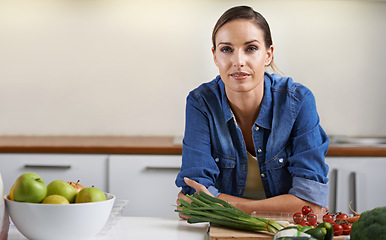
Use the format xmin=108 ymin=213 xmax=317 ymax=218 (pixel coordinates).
xmin=7 ymin=216 xmax=209 ymax=240
xmin=7 ymin=216 xmax=351 ymax=240
xmin=0 ymin=136 xmax=385 ymax=156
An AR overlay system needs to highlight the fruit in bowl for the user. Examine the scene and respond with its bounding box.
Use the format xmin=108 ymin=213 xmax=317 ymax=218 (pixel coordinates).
xmin=12 ymin=172 xmax=47 ymax=203
xmin=5 ymin=193 xmax=115 ymax=240
xmin=8 ymin=172 xmax=106 ymax=205
xmin=42 ymin=195 xmax=70 ymax=204
xmin=46 ymin=180 xmax=78 ymax=203
xmin=67 ymin=180 xmax=85 ymax=193
xmin=76 ymin=187 xmax=107 ymax=203
xmin=5 ymin=172 xmax=116 ymax=240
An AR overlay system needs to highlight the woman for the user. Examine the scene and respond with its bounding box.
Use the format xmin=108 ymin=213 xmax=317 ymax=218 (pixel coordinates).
xmin=175 ymin=6 xmax=329 ymax=216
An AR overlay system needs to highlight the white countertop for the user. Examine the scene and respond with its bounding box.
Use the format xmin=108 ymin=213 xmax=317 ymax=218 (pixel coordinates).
xmin=7 ymin=216 xmax=209 ymax=240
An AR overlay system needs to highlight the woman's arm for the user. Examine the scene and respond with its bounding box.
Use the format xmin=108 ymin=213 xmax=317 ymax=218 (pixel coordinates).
xmin=179 ymin=177 xmax=324 ymax=219
xmin=175 ymin=91 xmax=221 ymax=196
xmin=218 ymin=193 xmax=324 ymax=215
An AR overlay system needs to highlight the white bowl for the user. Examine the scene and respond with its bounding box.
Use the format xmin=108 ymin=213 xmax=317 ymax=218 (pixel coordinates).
xmin=5 ymin=193 xmax=115 ymax=240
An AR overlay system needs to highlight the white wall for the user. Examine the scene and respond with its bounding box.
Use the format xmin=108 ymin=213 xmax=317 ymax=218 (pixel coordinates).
xmin=0 ymin=0 xmax=385 ymax=137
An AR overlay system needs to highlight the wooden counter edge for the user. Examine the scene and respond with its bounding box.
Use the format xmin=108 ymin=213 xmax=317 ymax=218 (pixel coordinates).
xmin=327 ymin=145 xmax=386 ymax=157
xmin=0 ymin=136 xmax=182 ymax=155
xmin=0 ymin=136 xmax=385 ymax=156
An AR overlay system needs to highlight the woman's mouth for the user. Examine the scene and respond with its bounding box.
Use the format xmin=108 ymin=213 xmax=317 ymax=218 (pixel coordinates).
xmin=230 ymin=72 xmax=250 ymax=80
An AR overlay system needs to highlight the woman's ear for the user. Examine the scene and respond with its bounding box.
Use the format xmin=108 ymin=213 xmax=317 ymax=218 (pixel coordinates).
xmin=265 ymin=45 xmax=274 ymax=66
xmin=212 ymin=47 xmax=218 ymax=67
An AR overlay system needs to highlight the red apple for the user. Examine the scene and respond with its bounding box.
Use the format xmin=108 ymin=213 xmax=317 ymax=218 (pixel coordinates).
xmin=67 ymin=180 xmax=84 ymax=193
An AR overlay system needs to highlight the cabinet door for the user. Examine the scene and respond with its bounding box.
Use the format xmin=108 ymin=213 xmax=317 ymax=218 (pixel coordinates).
xmin=325 ymin=157 xmax=386 ymax=214
xmin=0 ymin=154 xmax=108 ymax=195
xmin=108 ymin=155 xmax=181 ymax=218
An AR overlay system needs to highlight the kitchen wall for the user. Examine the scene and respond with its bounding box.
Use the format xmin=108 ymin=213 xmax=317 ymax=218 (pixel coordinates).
xmin=0 ymin=0 xmax=385 ymax=137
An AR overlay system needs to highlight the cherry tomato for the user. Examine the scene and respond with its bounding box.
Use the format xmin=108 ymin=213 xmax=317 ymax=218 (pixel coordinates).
xmin=299 ymin=220 xmax=310 ymax=226
xmin=342 ymin=223 xmax=352 ymax=235
xmin=302 ymin=206 xmax=313 ymax=216
xmin=336 ymin=212 xmax=348 ymax=222
xmin=322 ymin=213 xmax=334 ymax=223
xmin=333 ymin=224 xmax=343 ymax=236
xmin=293 ymin=212 xmax=304 ymax=224
xmin=307 ymin=213 xmax=318 ymax=226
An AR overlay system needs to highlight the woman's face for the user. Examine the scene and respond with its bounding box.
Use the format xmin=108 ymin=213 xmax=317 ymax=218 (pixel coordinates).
xmin=212 ymin=19 xmax=273 ymax=94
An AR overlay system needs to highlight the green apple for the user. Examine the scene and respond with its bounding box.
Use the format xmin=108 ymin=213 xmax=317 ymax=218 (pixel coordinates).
xmin=47 ymin=180 xmax=77 ymax=203
xmin=42 ymin=194 xmax=70 ymax=204
xmin=13 ymin=172 xmax=47 ymax=203
xmin=75 ymin=187 xmax=106 ymax=203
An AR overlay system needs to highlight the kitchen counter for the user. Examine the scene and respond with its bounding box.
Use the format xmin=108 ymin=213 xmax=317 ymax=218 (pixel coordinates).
xmin=0 ymin=135 xmax=385 ymax=156
xmin=7 ymin=217 xmax=209 ymax=240
xmin=7 ymin=216 xmax=351 ymax=240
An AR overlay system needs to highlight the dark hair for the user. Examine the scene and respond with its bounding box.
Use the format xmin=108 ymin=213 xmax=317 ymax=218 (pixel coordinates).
xmin=212 ymin=6 xmax=273 ymax=50
xmin=212 ymin=6 xmax=281 ymax=72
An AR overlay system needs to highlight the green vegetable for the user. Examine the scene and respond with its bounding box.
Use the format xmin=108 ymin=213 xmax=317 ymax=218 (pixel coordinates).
xmin=175 ymin=191 xmax=283 ymax=234
xmin=273 ymin=227 xmax=316 ymax=240
xmin=305 ymin=228 xmax=326 ymax=240
xmin=297 ymin=225 xmax=314 ymax=232
xmin=316 ymin=222 xmax=333 ymax=240
xmin=350 ymin=206 xmax=386 ymax=240
xmin=280 ymin=223 xmax=332 ymax=240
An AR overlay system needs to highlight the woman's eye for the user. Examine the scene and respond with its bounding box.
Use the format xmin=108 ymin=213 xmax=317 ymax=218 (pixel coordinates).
xmin=246 ymin=46 xmax=258 ymax=52
xmin=220 ymin=47 xmax=233 ymax=53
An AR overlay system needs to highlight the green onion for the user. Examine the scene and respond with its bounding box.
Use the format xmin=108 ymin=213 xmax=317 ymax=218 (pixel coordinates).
xmin=175 ymin=191 xmax=284 ymax=234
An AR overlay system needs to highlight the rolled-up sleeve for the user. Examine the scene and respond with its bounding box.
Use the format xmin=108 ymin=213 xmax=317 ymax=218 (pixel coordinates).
xmin=287 ymin=88 xmax=330 ymax=207
xmin=289 ymin=177 xmax=329 ymax=207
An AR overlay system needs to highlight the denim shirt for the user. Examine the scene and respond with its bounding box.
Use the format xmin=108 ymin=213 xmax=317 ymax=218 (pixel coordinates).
xmin=175 ymin=73 xmax=330 ymax=208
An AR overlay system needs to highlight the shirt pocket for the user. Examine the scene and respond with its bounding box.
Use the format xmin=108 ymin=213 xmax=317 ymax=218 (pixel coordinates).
xmin=212 ymin=151 xmax=236 ymax=192
xmin=265 ymin=151 xmax=291 ymax=195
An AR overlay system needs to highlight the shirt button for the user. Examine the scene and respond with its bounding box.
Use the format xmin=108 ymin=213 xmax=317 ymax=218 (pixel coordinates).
xmin=278 ymin=158 xmax=284 ymax=163
xmin=214 ymin=158 xmax=219 ymax=162
xmin=261 ymin=173 xmax=266 ymax=178
xmin=255 ymin=126 xmax=259 ymax=131
xmin=257 ymin=148 xmax=262 ymax=153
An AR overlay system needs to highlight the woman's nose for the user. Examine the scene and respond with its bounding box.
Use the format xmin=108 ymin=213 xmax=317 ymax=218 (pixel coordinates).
xmin=233 ymin=50 xmax=245 ymax=67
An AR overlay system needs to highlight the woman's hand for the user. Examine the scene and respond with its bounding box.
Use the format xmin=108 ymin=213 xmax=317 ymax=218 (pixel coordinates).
xmin=183 ymin=177 xmax=213 ymax=196
xmin=176 ymin=190 xmax=189 ymax=219
xmin=176 ymin=177 xmax=214 ymax=219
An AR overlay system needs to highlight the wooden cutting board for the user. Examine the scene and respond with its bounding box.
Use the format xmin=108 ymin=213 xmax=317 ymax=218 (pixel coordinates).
xmin=209 ymin=224 xmax=274 ymax=240
xmin=208 ymin=224 xmax=349 ymax=240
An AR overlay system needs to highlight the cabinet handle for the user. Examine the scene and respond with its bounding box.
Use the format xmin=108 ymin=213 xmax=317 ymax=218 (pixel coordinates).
xmin=24 ymin=164 xmax=71 ymax=169
xmin=145 ymin=166 xmax=180 ymax=171
xmin=329 ymin=169 xmax=338 ymax=213
xmin=350 ymin=171 xmax=357 ymax=212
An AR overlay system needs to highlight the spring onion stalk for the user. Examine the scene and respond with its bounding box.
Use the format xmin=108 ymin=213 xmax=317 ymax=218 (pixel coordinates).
xmin=175 ymin=191 xmax=284 ymax=234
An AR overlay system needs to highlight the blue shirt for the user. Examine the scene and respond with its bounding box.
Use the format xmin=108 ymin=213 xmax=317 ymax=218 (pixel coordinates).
xmin=175 ymin=73 xmax=330 ymax=208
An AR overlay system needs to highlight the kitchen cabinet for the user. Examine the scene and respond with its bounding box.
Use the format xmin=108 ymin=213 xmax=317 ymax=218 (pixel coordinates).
xmin=0 ymin=154 xmax=108 ymax=195
xmin=325 ymin=157 xmax=386 ymax=214
xmin=108 ymin=155 xmax=181 ymax=218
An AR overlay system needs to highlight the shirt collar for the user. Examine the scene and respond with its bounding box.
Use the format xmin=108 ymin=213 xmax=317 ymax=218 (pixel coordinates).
xmin=218 ymin=79 xmax=235 ymax=123
xmin=219 ymin=73 xmax=273 ymax=130
xmin=256 ymin=73 xmax=273 ymax=130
